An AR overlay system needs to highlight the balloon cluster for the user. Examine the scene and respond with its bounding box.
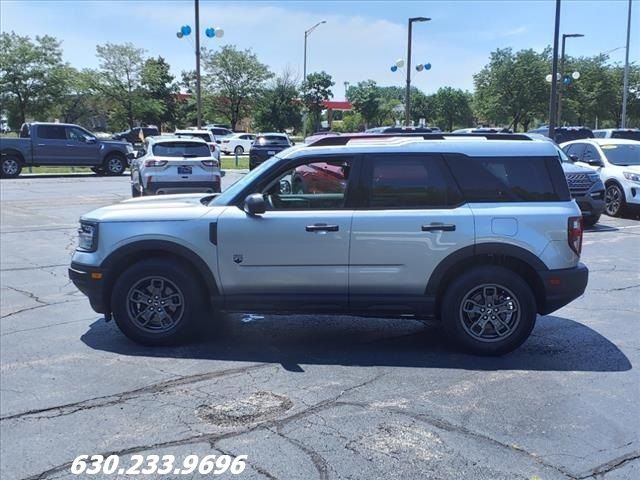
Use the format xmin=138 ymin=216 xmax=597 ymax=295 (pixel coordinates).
xmin=176 ymin=25 xmax=224 ymax=39
xmin=390 ymin=58 xmax=431 ymax=72
xmin=545 ymin=71 xmax=580 ymax=85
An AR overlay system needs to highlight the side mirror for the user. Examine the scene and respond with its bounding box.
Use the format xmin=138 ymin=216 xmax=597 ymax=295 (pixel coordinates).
xmin=291 ymin=141 xmax=296 ymax=146
xmin=243 ymin=193 xmax=266 ymax=215
xmin=569 ymin=154 xmax=579 ymax=162
xmin=85 ymin=136 xmax=97 ymax=144
xmin=588 ymin=159 xmax=604 ymax=167
xmin=126 ymin=151 xmax=138 ymax=161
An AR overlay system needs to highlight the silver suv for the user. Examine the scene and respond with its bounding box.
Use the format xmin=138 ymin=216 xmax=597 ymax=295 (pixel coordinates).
xmin=69 ymin=133 xmax=588 ymax=355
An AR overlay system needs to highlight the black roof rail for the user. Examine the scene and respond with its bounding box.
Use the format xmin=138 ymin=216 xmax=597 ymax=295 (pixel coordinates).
xmin=307 ymin=132 xmax=533 ymax=147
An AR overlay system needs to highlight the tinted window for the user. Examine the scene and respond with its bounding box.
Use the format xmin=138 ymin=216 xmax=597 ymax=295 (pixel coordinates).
xmin=445 ymin=154 xmax=563 ymax=202
xmin=38 ymin=125 xmax=67 ymax=140
xmin=611 ymin=131 xmax=640 ymax=141
xmin=600 ymin=143 xmax=640 ymax=166
xmin=67 ymin=127 xmax=92 ymax=141
xmin=152 ymin=142 xmax=210 ymax=157
xmin=564 ymin=143 xmax=586 ymax=160
xmin=366 ymin=155 xmax=462 ymax=208
xmin=179 ymin=133 xmax=210 ymax=142
xmin=19 ymin=124 xmax=30 ymax=138
xmin=211 ymin=128 xmax=232 ymax=136
xmin=593 ymin=131 xmax=606 ymax=138
xmin=143 ymin=128 xmax=159 ymax=136
xmin=256 ymin=135 xmax=290 ymax=145
xmin=583 ymin=145 xmax=601 ymax=162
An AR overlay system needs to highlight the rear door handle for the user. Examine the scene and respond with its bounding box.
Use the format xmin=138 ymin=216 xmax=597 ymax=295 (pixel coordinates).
xmin=306 ymin=224 xmax=339 ymax=232
xmin=422 ymin=223 xmax=456 ymax=232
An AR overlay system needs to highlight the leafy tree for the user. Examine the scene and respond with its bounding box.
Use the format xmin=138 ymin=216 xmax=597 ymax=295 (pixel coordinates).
xmin=254 ymin=69 xmax=302 ymax=133
xmin=141 ymin=56 xmax=179 ymax=129
xmin=432 ymin=87 xmax=474 ymax=131
xmin=203 ymin=45 xmax=272 ymax=130
xmin=90 ymin=42 xmax=150 ymax=129
xmin=302 ymin=71 xmax=334 ymax=132
xmin=474 ymin=48 xmax=549 ymax=131
xmin=348 ymin=80 xmax=381 ymax=129
xmin=0 ymin=32 xmax=67 ymax=125
xmin=47 ymin=67 xmax=105 ymax=124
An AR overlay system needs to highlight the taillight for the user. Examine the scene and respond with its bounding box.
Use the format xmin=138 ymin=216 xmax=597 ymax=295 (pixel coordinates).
xmin=568 ymin=216 xmax=583 ymax=256
xmin=144 ymin=159 xmax=167 ymax=167
xmin=209 ymin=144 xmax=216 ymax=152
xmin=201 ymin=160 xmax=219 ymax=167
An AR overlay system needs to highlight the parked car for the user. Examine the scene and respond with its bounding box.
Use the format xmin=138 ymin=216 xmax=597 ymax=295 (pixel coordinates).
xmin=365 ymin=126 xmax=435 ymax=133
xmin=249 ymin=133 xmax=292 ymax=170
xmin=0 ymin=122 xmax=134 ymax=178
xmin=528 ymin=126 xmax=593 ymax=144
xmin=452 ymin=127 xmax=512 ymax=134
xmin=174 ymin=129 xmax=221 ymax=161
xmin=593 ymin=128 xmax=640 ymax=141
xmin=70 ymin=133 xmax=588 ymax=355
xmin=561 ymin=138 xmax=640 ymax=217
xmin=220 ymin=133 xmax=256 ymax=155
xmin=524 ymin=133 xmax=605 ymax=227
xmin=129 ymin=136 xmax=221 ymax=197
xmin=204 ymin=126 xmax=234 ymax=143
xmin=112 ymin=126 xmax=160 ymax=144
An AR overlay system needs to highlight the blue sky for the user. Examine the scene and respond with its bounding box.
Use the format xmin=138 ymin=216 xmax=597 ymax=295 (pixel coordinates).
xmin=1 ymin=0 xmax=638 ymax=98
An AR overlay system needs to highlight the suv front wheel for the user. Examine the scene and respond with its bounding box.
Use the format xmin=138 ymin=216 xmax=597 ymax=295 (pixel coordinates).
xmin=441 ymin=266 xmax=537 ymax=355
xmin=111 ymin=259 xmax=204 ymax=345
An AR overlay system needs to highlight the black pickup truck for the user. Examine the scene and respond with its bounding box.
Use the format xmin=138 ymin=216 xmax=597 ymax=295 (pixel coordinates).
xmin=0 ymin=122 xmax=134 ymax=178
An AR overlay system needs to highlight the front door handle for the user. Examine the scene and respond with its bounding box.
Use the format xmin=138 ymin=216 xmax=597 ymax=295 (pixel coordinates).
xmin=422 ymin=223 xmax=456 ymax=232
xmin=306 ymin=223 xmax=339 ymax=232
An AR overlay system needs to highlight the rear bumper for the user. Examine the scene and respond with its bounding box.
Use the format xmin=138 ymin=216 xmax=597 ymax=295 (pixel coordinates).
xmin=69 ymin=263 xmax=107 ymax=314
xmin=146 ymin=179 xmax=221 ymax=195
xmin=537 ymin=262 xmax=588 ymax=315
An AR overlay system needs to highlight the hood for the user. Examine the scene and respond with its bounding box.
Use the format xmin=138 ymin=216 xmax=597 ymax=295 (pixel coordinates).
xmin=620 ymin=165 xmax=640 ymax=173
xmin=82 ymin=193 xmax=222 ymax=223
xmin=561 ymin=162 xmax=593 ymax=173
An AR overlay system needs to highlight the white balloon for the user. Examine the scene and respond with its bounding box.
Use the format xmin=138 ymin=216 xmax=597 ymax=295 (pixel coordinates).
xmin=572 ymin=71 xmax=580 ymax=80
xmin=215 ymin=28 xmax=224 ymax=38
xmin=395 ymin=59 xmax=405 ymax=68
xmin=545 ymin=74 xmax=553 ymax=83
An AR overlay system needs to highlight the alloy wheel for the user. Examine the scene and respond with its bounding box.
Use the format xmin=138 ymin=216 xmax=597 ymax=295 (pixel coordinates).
xmin=459 ymin=284 xmax=521 ymax=342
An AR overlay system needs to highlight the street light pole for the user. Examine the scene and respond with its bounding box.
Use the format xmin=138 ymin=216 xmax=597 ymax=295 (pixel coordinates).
xmin=195 ymin=0 xmax=202 ymax=128
xmin=621 ymin=0 xmax=632 ymax=128
xmin=557 ymin=33 xmax=584 ymax=126
xmin=548 ymin=0 xmax=561 ymax=140
xmin=405 ymin=17 xmax=430 ymax=127
xmin=302 ymin=20 xmax=326 ymax=137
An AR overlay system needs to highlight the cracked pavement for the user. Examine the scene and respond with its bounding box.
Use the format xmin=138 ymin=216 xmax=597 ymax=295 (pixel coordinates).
xmin=1 ymin=175 xmax=639 ymax=479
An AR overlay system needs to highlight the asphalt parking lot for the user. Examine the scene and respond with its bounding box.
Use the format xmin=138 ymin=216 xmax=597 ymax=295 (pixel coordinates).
xmin=1 ymin=174 xmax=639 ymax=480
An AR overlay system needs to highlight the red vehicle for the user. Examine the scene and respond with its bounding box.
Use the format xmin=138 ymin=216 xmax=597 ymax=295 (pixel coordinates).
xmin=291 ymin=161 xmax=347 ymax=194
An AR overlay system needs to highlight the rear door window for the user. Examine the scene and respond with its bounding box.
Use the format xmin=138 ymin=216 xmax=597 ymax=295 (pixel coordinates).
xmin=444 ymin=154 xmax=568 ymax=202
xmin=37 ymin=125 xmax=67 ymax=140
xmin=363 ymin=154 xmax=463 ymax=208
xmin=582 ymin=145 xmax=601 ymax=162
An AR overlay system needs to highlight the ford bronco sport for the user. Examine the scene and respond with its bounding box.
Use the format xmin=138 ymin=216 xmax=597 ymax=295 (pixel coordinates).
xmin=69 ymin=133 xmax=588 ymax=355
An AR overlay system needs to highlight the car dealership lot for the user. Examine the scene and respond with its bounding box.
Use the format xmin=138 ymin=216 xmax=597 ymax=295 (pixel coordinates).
xmin=1 ymin=175 xmax=639 ymax=479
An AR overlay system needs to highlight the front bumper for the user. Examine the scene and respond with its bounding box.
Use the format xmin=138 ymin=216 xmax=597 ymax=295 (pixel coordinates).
xmin=69 ymin=262 xmax=107 ymax=314
xmin=622 ymin=181 xmax=640 ymax=206
xmin=536 ymin=263 xmax=589 ymax=315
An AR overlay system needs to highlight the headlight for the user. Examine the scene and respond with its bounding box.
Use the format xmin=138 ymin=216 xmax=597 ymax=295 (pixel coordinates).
xmin=623 ymin=171 xmax=640 ymax=183
xmin=77 ymin=221 xmax=98 ymax=252
xmin=587 ymin=173 xmax=600 ymax=183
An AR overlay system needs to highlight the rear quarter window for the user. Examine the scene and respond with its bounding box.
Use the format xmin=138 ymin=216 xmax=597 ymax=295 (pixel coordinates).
xmin=443 ymin=154 xmax=570 ymax=202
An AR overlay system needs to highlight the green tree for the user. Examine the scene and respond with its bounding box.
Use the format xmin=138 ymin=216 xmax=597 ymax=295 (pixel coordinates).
xmin=47 ymin=67 xmax=105 ymax=125
xmin=432 ymin=87 xmax=474 ymax=131
xmin=302 ymin=71 xmax=334 ymax=132
xmin=91 ymin=42 xmax=148 ymax=129
xmin=474 ymin=48 xmax=549 ymax=131
xmin=141 ymin=56 xmax=178 ymax=129
xmin=203 ymin=45 xmax=272 ymax=130
xmin=348 ymin=80 xmax=381 ymax=129
xmin=0 ymin=32 xmax=67 ymax=125
xmin=254 ymin=70 xmax=302 ymax=133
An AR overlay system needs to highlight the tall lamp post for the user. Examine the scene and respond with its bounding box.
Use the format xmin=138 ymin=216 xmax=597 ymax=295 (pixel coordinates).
xmin=302 ymin=20 xmax=327 ymax=137
xmin=548 ymin=0 xmax=562 ymax=141
xmin=405 ymin=17 xmax=430 ymax=127
xmin=621 ymin=0 xmax=633 ymax=128
xmin=557 ymin=33 xmax=584 ymax=126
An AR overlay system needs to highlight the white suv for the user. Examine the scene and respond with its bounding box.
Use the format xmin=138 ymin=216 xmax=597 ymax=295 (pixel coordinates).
xmin=70 ymin=133 xmax=588 ymax=355
xmin=561 ymin=138 xmax=640 ymax=217
xmin=130 ymin=136 xmax=221 ymax=196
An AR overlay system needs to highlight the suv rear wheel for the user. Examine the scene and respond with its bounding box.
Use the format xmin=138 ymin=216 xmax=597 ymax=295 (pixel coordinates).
xmin=111 ymin=259 xmax=204 ymax=345
xmin=441 ymin=266 xmax=537 ymax=355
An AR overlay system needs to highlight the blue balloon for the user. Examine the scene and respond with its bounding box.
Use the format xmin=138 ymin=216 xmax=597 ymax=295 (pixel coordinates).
xmin=390 ymin=65 xmax=398 ymax=72
xmin=424 ymin=63 xmax=432 ymax=70
xmin=181 ymin=25 xmax=192 ymax=36
xmin=206 ymin=28 xmax=215 ymax=38
xmin=563 ymin=76 xmax=572 ymax=85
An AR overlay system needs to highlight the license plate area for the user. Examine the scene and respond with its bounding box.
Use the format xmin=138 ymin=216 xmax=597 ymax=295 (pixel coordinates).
xmin=267 ymin=150 xmax=276 ymax=155
xmin=178 ymin=166 xmax=192 ymax=175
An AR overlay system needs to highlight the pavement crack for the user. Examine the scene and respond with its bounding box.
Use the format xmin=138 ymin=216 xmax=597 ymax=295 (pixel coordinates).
xmin=0 ymin=363 xmax=271 ymax=422
xmin=3 ymin=286 xmax=49 ymax=305
xmin=576 ymin=451 xmax=640 ymax=479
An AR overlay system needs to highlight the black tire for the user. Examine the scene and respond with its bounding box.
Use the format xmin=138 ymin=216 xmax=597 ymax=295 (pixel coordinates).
xmin=131 ymin=184 xmax=140 ymax=197
xmin=441 ymin=266 xmax=537 ymax=356
xmin=234 ymin=145 xmax=244 ymax=155
xmin=1 ymin=155 xmax=22 ymax=178
xmin=91 ymin=166 xmax=106 ymax=176
xmin=604 ymin=183 xmax=625 ymax=217
xmin=111 ymin=259 xmax=204 ymax=345
xmin=583 ymin=215 xmax=600 ymax=228
xmin=103 ymin=154 xmax=126 ymax=176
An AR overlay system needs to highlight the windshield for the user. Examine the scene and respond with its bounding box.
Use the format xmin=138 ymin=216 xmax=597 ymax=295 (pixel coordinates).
xmin=210 ymin=156 xmax=280 ymax=206
xmin=600 ymin=144 xmax=640 ymax=166
xmin=152 ymin=142 xmax=210 ymax=157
